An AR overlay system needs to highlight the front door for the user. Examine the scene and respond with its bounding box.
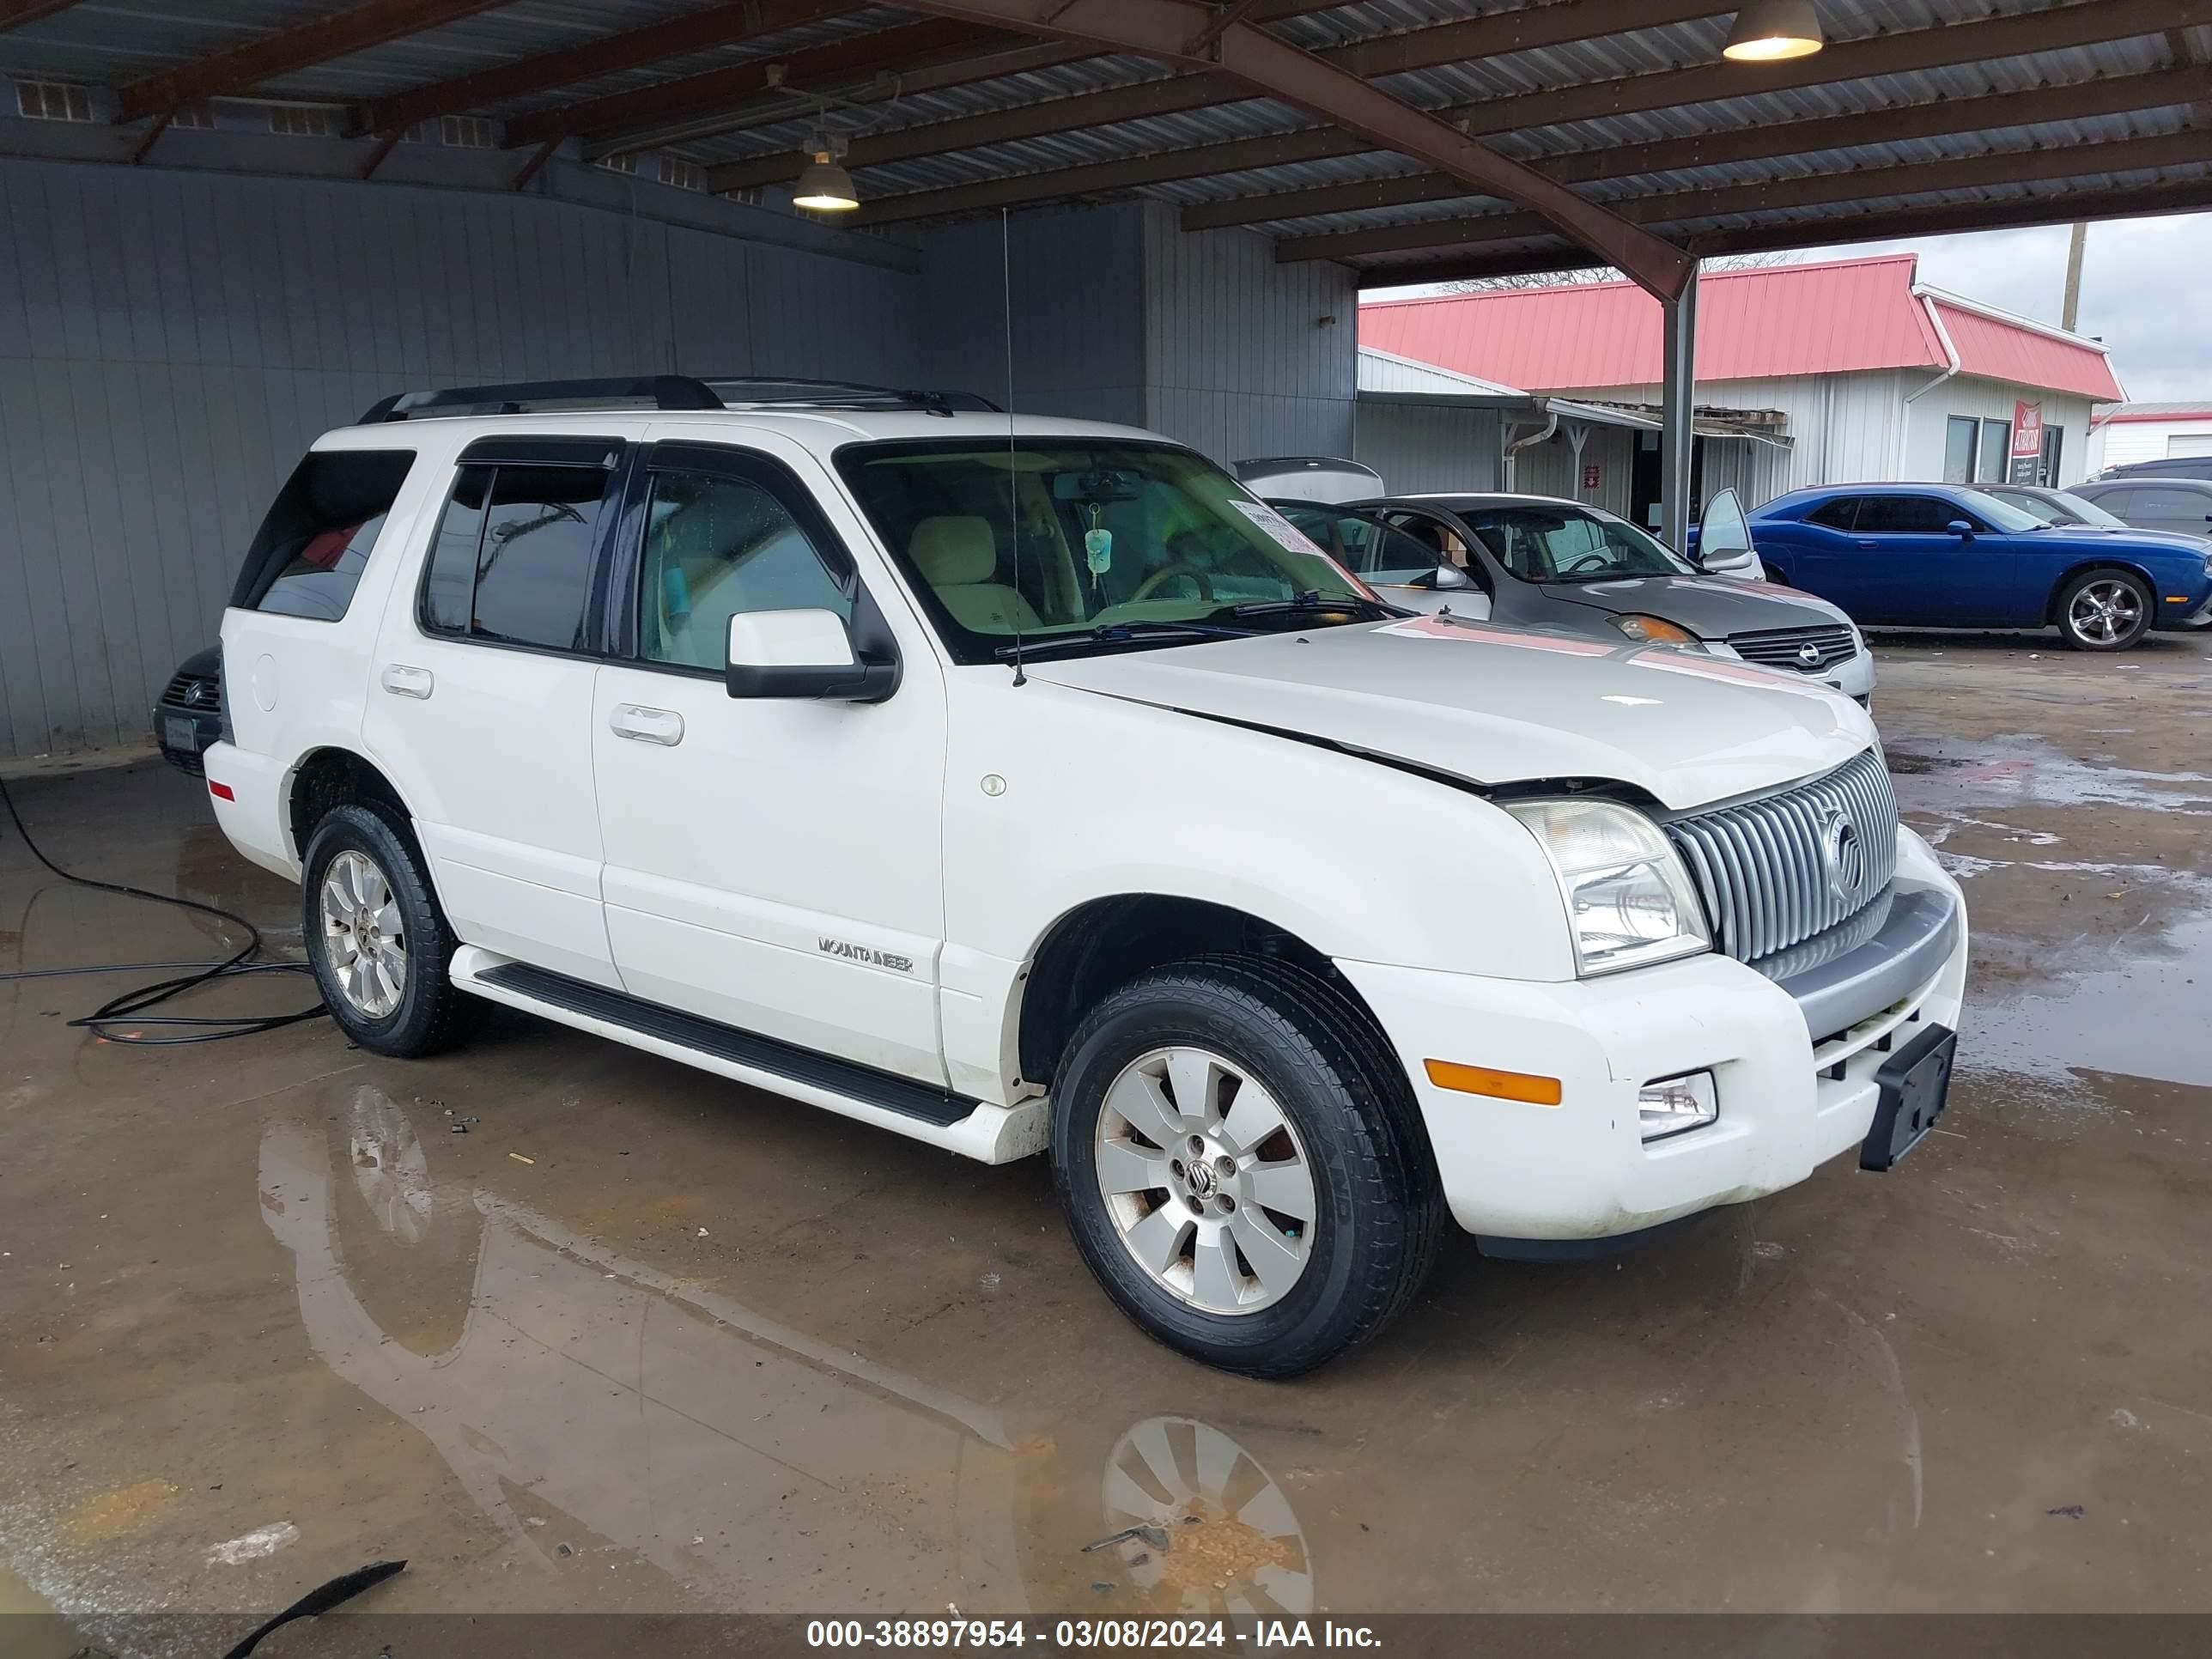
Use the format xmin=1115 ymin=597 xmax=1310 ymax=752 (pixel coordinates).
xmin=363 ymin=435 xmax=631 ymax=988
xmin=1839 ymin=493 xmax=2017 ymax=626
xmin=589 ymin=435 xmax=950 ymax=1085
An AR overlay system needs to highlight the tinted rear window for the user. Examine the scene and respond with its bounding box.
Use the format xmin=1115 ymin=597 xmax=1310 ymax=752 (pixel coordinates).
xmin=232 ymin=449 xmax=416 ymax=621
xmin=419 ymin=461 xmax=617 ymax=652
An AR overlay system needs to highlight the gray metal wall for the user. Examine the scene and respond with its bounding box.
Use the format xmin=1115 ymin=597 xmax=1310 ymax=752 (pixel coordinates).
xmin=1353 ymin=398 xmax=1503 ymax=494
xmin=1143 ymin=204 xmax=1356 ymax=465
xmin=0 ymin=154 xmax=923 ymax=758
xmin=918 ymin=203 xmax=1148 ymax=428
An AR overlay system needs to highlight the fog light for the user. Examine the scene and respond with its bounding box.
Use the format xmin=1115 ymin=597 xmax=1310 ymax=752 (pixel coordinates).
xmin=1639 ymin=1072 xmax=1717 ymax=1141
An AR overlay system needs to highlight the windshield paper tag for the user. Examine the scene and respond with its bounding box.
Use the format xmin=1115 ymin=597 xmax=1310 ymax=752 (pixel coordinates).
xmin=1230 ymin=498 xmax=1328 ymax=556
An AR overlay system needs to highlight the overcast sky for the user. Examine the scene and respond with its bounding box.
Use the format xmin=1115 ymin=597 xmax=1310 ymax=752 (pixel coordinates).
xmin=1791 ymin=212 xmax=2212 ymax=404
xmin=1363 ymin=211 xmax=2211 ymax=406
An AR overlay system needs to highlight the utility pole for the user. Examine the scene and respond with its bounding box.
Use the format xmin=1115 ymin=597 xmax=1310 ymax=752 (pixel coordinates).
xmin=2060 ymin=221 xmax=2087 ymax=333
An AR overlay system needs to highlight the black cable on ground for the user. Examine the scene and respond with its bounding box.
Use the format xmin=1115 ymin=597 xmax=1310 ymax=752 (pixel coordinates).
xmin=219 ymin=1559 xmax=407 ymax=1659
xmin=0 ymin=768 xmax=328 ymax=1044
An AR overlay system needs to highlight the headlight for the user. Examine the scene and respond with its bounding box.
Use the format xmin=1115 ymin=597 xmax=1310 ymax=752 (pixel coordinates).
xmin=1504 ymin=798 xmax=1711 ymax=976
xmin=1609 ymin=613 xmax=1705 ymax=648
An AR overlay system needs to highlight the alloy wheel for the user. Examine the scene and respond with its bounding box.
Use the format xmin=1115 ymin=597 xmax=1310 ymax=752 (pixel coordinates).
xmin=1093 ymin=1046 xmax=1317 ymax=1315
xmin=2068 ymin=579 xmax=2142 ymax=645
xmin=319 ymin=849 xmax=408 ymax=1019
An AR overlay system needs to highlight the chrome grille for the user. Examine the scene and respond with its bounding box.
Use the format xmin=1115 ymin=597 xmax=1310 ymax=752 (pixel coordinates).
xmin=1728 ymin=623 xmax=1857 ymax=672
xmin=161 ymin=671 xmax=221 ymax=714
xmin=1664 ymin=748 xmax=1899 ymax=964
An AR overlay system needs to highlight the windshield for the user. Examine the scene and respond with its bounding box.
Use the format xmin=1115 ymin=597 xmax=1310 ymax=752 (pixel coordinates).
xmin=1951 ymin=489 xmax=2048 ymax=533
xmin=1273 ymin=501 xmax=1448 ymax=584
xmin=1453 ymin=504 xmax=1692 ymax=583
xmin=836 ymin=440 xmax=1372 ymax=663
xmin=2047 ymin=491 xmax=2130 ymax=529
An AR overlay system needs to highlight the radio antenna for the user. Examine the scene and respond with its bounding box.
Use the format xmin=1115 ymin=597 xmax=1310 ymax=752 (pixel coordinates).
xmin=1002 ymin=207 xmax=1025 ymax=685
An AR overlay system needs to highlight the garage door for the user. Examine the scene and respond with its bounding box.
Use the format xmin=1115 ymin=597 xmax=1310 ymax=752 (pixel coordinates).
xmin=2168 ymin=434 xmax=2212 ymax=458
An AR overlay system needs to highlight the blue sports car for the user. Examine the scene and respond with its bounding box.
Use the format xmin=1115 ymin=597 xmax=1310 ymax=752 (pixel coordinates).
xmin=1739 ymin=483 xmax=2212 ymax=651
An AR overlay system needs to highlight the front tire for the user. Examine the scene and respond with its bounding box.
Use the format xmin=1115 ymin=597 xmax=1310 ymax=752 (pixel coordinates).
xmin=1051 ymin=956 xmax=1444 ymax=1377
xmin=2057 ymin=567 xmax=2152 ymax=651
xmin=302 ymin=802 xmax=479 ymax=1058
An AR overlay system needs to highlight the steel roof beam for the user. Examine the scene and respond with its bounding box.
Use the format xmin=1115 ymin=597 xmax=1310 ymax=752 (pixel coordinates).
xmin=1183 ymin=67 xmax=2212 ymax=233
xmin=1278 ymin=130 xmax=2212 ymax=264
xmin=1338 ymin=132 xmax=2212 ymax=270
xmin=0 ymin=0 xmax=82 ymax=33
xmin=852 ymin=0 xmax=2209 ymax=228
xmin=1387 ymin=178 xmax=2212 ymax=289
xmin=840 ymin=0 xmax=1694 ymax=298
xmin=347 ymin=0 xmax=857 ymax=139
xmin=707 ymin=0 xmax=1729 ymax=195
xmin=116 ymin=0 xmax=520 ymax=123
xmin=502 ymin=14 xmax=991 ymax=150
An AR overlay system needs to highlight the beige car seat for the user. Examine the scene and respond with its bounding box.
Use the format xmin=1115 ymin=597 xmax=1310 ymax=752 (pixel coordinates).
xmin=909 ymin=515 xmax=1041 ymax=634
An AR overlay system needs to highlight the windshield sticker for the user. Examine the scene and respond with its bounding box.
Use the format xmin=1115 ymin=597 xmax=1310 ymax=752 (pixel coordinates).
xmin=1230 ymin=498 xmax=1328 ymax=556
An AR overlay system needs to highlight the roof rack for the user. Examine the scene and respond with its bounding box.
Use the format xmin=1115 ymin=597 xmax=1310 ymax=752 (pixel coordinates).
xmin=354 ymin=374 xmax=1003 ymax=426
xmin=357 ymin=376 xmax=726 ymax=424
xmin=703 ymin=376 xmax=1002 ymax=418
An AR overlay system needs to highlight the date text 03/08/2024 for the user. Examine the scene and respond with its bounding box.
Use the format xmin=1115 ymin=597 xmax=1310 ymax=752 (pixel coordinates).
xmin=805 ymin=1620 xmax=1383 ymax=1649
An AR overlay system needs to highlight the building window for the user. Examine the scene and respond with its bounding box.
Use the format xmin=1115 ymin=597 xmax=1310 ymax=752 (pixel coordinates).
xmin=594 ymin=151 xmax=638 ymax=175
xmin=15 ymin=80 xmax=93 ymax=122
xmin=1978 ymin=418 xmax=2009 ymax=483
xmin=441 ymin=114 xmax=494 ymax=149
xmin=266 ymin=105 xmax=331 ymax=137
xmin=1943 ymin=416 xmax=1977 ymax=483
xmin=721 ymin=185 xmax=763 ymax=206
xmin=1943 ymin=415 xmax=2017 ymax=484
xmin=659 ymin=155 xmax=704 ymax=191
xmin=169 ymin=101 xmax=215 ymax=130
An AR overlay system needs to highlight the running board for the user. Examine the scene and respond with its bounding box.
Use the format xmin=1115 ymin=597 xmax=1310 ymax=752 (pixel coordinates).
xmin=450 ymin=948 xmax=1048 ymax=1164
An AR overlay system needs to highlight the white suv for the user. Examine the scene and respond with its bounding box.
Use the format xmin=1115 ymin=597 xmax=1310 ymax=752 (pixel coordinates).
xmin=204 ymin=376 xmax=1968 ymax=1376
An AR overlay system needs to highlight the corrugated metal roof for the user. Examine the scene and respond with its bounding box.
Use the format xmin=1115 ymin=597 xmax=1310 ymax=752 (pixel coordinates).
xmin=1360 ymin=255 xmax=2130 ymax=399
xmin=1362 ymin=255 xmax=1951 ymax=386
xmin=1931 ymin=300 xmax=2126 ymax=403
xmin=1 ymin=0 xmax=2203 ymax=282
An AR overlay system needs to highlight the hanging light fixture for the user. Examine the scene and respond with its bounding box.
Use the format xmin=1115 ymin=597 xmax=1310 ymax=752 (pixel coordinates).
xmin=1723 ymin=0 xmax=1824 ymax=61
xmin=793 ymin=128 xmax=859 ymax=212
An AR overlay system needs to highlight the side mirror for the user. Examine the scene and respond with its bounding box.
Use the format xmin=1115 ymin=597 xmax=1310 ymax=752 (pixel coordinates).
xmin=1947 ymin=520 xmax=1975 ymax=540
xmin=1413 ymin=563 xmax=1472 ymax=590
xmin=1697 ymin=545 xmax=1758 ymax=576
xmin=726 ymin=609 xmax=897 ymax=702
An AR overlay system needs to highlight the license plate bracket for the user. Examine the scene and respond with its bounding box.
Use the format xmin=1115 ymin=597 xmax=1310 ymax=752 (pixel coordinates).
xmin=162 ymin=714 xmax=200 ymax=753
xmin=1861 ymin=1023 xmax=1956 ymax=1171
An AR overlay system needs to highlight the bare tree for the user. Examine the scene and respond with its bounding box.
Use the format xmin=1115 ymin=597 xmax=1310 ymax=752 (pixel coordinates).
xmin=1443 ymin=250 xmax=1802 ymax=294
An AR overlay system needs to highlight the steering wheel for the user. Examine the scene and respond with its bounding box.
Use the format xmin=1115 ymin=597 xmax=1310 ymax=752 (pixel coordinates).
xmin=1562 ymin=553 xmax=1612 ymax=576
xmin=1130 ymin=562 xmax=1215 ymax=602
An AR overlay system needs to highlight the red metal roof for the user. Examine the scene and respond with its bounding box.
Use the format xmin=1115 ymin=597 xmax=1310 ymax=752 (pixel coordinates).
xmin=1360 ymin=254 xmax=2124 ymax=403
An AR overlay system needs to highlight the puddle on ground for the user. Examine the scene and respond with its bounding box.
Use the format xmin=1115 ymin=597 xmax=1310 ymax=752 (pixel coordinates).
xmin=1887 ymin=734 xmax=2212 ymax=814
xmin=1960 ymin=909 xmax=2212 ymax=1091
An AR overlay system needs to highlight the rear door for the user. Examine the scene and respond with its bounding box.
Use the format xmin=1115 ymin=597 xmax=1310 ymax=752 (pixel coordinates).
xmin=2111 ymin=483 xmax=2212 ymax=538
xmin=587 ymin=433 xmax=951 ymax=1085
xmin=362 ymin=434 xmax=630 ymax=987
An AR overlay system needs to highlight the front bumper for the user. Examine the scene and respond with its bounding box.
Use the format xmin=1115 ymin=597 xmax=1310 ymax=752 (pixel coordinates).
xmin=1338 ymin=825 xmax=1966 ymax=1241
xmin=153 ymin=702 xmax=223 ymax=775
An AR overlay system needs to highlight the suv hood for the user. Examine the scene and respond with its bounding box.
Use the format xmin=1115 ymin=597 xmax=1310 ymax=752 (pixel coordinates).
xmin=1026 ymin=616 xmax=1871 ymax=811
xmin=1538 ymin=574 xmax=1852 ymax=639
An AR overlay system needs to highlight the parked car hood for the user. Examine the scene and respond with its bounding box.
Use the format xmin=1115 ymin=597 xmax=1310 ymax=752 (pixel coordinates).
xmin=1536 ymin=574 xmax=1854 ymax=639
xmin=1025 ymin=616 xmax=1871 ymax=811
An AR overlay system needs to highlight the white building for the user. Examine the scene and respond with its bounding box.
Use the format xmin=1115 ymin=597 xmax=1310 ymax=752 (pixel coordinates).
xmin=1355 ymin=255 xmax=2125 ymax=528
xmin=2087 ymin=403 xmax=2212 ymax=473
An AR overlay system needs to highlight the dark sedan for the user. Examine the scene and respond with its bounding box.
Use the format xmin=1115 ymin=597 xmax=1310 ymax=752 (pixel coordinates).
xmin=1744 ymin=483 xmax=2212 ymax=650
xmin=154 ymin=646 xmax=224 ymax=774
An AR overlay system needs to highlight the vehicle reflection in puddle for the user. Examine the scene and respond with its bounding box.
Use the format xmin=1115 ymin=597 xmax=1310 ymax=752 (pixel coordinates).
xmin=258 ymin=1087 xmax=1310 ymax=1613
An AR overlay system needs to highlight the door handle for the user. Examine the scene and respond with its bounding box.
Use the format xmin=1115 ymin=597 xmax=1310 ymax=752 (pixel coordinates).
xmin=1856 ymin=539 xmax=1878 ymax=548
xmin=380 ymin=664 xmax=434 ymax=699
xmin=609 ymin=704 xmax=684 ymax=746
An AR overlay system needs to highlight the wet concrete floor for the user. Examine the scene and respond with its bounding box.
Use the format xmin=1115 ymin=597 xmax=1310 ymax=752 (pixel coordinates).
xmin=3 ymin=629 xmax=2209 ymax=1633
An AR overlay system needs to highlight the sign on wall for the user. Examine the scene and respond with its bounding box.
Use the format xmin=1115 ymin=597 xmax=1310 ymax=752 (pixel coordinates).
xmin=2009 ymin=400 xmax=2044 ymax=484
xmin=1582 ymin=463 xmax=1601 ymax=489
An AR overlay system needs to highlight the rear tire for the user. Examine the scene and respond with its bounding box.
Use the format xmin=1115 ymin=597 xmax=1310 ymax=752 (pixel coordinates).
xmin=1051 ymin=955 xmax=1444 ymax=1377
xmin=2056 ymin=567 xmax=2152 ymax=651
xmin=302 ymin=802 xmax=480 ymax=1058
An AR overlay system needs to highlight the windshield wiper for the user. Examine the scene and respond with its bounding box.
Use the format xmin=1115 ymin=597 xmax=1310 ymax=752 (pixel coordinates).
xmin=992 ymin=620 xmax=1253 ymax=663
xmin=1218 ymin=590 xmax=1405 ymax=621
